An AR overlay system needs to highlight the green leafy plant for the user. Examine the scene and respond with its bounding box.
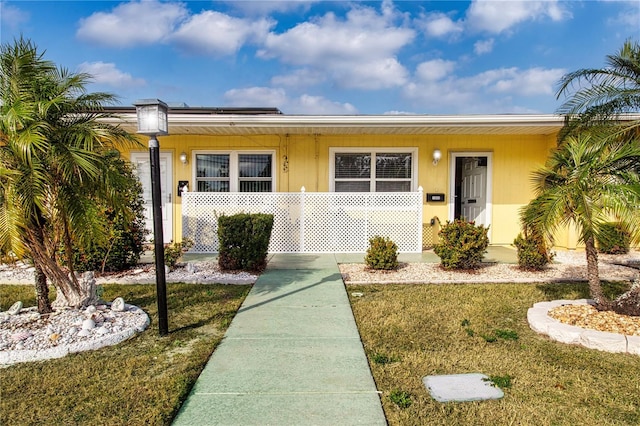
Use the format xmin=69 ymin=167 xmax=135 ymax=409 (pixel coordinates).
xmin=365 ymin=236 xmax=399 ymax=270
xmin=389 ymin=389 xmax=412 ymax=409
xmin=65 ymin=151 xmax=148 ymax=273
xmin=514 ymin=227 xmax=555 ymax=271
xmin=494 ymin=329 xmax=519 ymax=341
xmin=596 ymin=222 xmax=631 ymax=254
xmin=433 ymin=220 xmax=489 ymax=269
xmin=481 ymin=334 xmax=498 ymax=343
xmin=163 ymin=239 xmax=194 ymax=270
xmin=371 ymin=352 xmax=399 ymax=365
xmin=218 ymin=213 xmax=274 ymax=272
xmin=485 ymin=375 xmax=513 ymax=389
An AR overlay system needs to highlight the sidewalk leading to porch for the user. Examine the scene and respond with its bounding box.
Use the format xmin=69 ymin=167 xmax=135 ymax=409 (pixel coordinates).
xmin=172 ymin=254 xmax=386 ymax=426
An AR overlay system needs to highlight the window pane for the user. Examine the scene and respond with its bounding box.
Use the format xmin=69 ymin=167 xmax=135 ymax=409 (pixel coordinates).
xmin=376 ymin=181 xmax=411 ymax=192
xmin=239 ymin=154 xmax=272 ymax=178
xmin=376 ymin=153 xmax=411 ymax=179
xmin=197 ymin=181 xmax=229 ymax=192
xmin=196 ymin=154 xmax=229 ymax=178
xmin=239 ymin=181 xmax=272 ymax=192
xmin=335 ymin=181 xmax=371 ymax=192
xmin=335 ymin=153 xmax=371 ymax=178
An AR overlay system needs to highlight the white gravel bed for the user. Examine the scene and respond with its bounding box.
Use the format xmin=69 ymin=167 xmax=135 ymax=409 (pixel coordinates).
xmin=340 ymin=250 xmax=640 ymax=284
xmin=0 ymin=303 xmax=149 ymax=366
xmin=0 ymin=261 xmax=258 ymax=286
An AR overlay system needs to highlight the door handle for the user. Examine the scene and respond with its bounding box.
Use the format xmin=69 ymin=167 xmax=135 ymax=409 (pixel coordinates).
xmin=168 ymin=193 xmax=172 ymax=203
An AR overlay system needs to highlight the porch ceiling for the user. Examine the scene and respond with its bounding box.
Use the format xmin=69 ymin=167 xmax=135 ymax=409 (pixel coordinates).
xmin=109 ymin=113 xmax=565 ymax=136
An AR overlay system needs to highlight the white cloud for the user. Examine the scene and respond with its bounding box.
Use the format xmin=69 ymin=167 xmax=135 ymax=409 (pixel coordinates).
xmin=465 ymin=0 xmax=571 ymax=34
xmin=415 ymin=59 xmax=456 ymax=81
xmin=170 ymin=11 xmax=273 ymax=55
xmin=486 ymin=67 xmax=565 ymax=96
xmin=257 ymin=4 xmax=414 ymax=90
xmin=474 ymin=38 xmax=494 ymax=55
xmin=404 ymin=64 xmax=566 ymax=113
xmin=606 ymin=1 xmax=640 ymax=31
xmin=289 ymin=94 xmax=358 ymax=114
xmin=223 ymin=87 xmax=288 ymax=108
xmin=76 ymin=0 xmax=188 ymax=47
xmin=0 ymin=3 xmax=29 ymax=30
xmin=417 ymin=12 xmax=463 ymax=38
xmin=77 ymin=62 xmax=146 ymax=88
xmin=223 ymin=86 xmax=357 ymax=114
xmin=271 ymin=69 xmax=326 ymax=88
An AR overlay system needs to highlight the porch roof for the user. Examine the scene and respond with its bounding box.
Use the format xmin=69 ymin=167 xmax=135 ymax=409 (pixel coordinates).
xmin=107 ymin=109 xmax=566 ymax=136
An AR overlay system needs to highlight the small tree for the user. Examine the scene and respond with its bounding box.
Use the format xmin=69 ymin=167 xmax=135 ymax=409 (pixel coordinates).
xmin=0 ymin=38 xmax=139 ymax=313
xmin=521 ymin=132 xmax=640 ymax=312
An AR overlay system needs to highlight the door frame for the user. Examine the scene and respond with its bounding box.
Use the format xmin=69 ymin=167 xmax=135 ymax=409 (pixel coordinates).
xmin=130 ymin=151 xmax=173 ymax=242
xmin=448 ymin=151 xmax=493 ymax=239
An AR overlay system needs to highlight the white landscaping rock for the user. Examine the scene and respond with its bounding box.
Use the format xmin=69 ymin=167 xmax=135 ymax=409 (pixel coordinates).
xmin=578 ymin=330 xmax=628 ymax=354
xmin=627 ymin=335 xmax=640 ymax=356
xmin=546 ymin=322 xmax=583 ymax=345
xmin=528 ymin=299 xmax=638 ymax=355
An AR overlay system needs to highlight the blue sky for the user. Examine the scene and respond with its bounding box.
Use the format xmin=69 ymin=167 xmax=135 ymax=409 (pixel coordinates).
xmin=1 ymin=1 xmax=638 ymax=114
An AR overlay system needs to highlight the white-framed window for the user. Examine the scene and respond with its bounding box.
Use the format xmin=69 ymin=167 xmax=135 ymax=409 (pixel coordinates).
xmin=329 ymin=148 xmax=417 ymax=192
xmin=194 ymin=151 xmax=275 ymax=192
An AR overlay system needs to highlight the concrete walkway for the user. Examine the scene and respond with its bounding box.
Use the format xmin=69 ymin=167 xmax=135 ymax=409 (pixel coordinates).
xmin=172 ymin=254 xmax=386 ymax=426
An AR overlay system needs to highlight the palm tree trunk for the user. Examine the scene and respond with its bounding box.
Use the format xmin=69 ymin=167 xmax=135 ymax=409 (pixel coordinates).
xmin=585 ymin=236 xmax=610 ymax=310
xmin=34 ymin=263 xmax=52 ymax=314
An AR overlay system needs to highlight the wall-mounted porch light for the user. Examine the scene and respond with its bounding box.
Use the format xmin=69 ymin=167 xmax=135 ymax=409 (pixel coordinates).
xmin=179 ymin=151 xmax=188 ymax=165
xmin=133 ymin=98 xmax=169 ymax=337
xmin=432 ymin=149 xmax=442 ymax=166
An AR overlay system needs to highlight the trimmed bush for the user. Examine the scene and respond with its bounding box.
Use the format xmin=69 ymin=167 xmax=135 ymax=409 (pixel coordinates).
xmin=365 ymin=236 xmax=399 ymax=270
xmin=433 ymin=220 xmax=489 ymax=269
xmin=596 ymin=222 xmax=630 ymax=254
xmin=163 ymin=239 xmax=194 ymax=270
xmin=514 ymin=228 xmax=554 ymax=270
xmin=218 ymin=213 xmax=274 ymax=272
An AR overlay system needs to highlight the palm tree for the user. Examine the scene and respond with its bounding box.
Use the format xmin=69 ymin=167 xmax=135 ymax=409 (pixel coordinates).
xmin=0 ymin=38 xmax=139 ymax=313
xmin=556 ymin=39 xmax=640 ymax=139
xmin=521 ymin=132 xmax=640 ymax=310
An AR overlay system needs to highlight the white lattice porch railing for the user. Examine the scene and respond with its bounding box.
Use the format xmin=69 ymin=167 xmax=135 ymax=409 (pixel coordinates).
xmin=182 ymin=188 xmax=423 ymax=253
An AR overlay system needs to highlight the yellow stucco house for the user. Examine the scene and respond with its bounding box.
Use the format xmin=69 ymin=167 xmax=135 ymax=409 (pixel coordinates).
xmin=109 ymin=106 xmax=576 ymax=253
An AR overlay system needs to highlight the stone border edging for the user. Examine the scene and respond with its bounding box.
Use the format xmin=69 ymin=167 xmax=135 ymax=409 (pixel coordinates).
xmin=527 ymin=299 xmax=640 ymax=355
xmin=0 ymin=304 xmax=150 ymax=366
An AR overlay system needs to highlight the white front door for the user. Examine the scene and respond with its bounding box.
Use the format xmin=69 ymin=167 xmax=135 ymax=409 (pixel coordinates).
xmin=130 ymin=152 xmax=173 ymax=242
xmin=460 ymin=157 xmax=487 ymax=224
xmin=449 ymin=153 xmax=493 ymax=236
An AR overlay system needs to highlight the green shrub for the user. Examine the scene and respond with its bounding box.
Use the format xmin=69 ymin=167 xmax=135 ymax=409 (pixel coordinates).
xmin=69 ymin=152 xmax=147 ymax=273
xmin=218 ymin=213 xmax=274 ymax=272
xmin=163 ymin=239 xmax=194 ymax=270
xmin=433 ymin=220 xmax=489 ymax=269
xmin=596 ymin=222 xmax=630 ymax=254
xmin=389 ymin=390 xmax=412 ymax=409
xmin=514 ymin=228 xmax=554 ymax=270
xmin=365 ymin=236 xmax=399 ymax=270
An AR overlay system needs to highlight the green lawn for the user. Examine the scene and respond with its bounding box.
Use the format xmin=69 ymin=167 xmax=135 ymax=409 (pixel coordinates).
xmin=349 ymin=281 xmax=640 ymax=426
xmin=3 ymin=281 xmax=639 ymax=425
xmin=0 ymin=283 xmax=249 ymax=425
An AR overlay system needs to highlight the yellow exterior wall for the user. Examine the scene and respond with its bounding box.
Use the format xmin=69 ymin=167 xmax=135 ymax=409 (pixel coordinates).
xmin=125 ymin=131 xmax=563 ymax=247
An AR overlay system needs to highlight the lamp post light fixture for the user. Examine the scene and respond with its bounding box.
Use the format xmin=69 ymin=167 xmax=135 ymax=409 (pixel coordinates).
xmin=134 ymin=99 xmax=169 ymax=336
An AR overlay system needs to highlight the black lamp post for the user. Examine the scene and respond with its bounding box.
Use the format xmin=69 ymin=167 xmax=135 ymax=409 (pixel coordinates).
xmin=134 ymin=99 xmax=169 ymax=336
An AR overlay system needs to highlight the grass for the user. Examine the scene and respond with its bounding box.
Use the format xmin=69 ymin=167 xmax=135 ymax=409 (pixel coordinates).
xmin=349 ymin=281 xmax=640 ymax=426
xmin=0 ymin=283 xmax=249 ymax=425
